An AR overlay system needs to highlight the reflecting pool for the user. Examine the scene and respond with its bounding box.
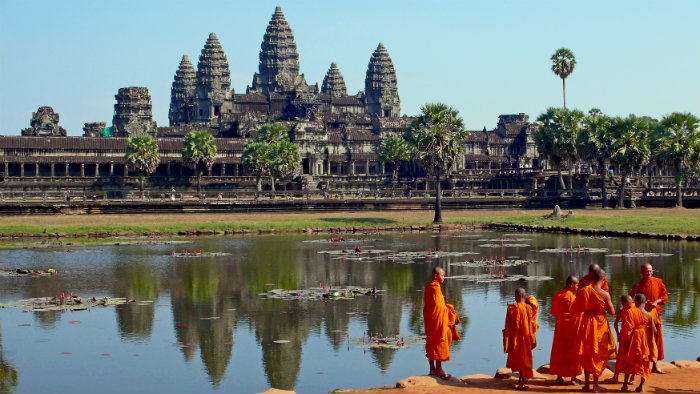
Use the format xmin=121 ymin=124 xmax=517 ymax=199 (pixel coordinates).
xmin=0 ymin=232 xmax=698 ymax=393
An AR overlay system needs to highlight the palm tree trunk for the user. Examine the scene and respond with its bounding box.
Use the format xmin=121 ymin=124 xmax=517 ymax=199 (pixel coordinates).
xmin=562 ymin=78 xmax=566 ymax=109
xmin=558 ymin=167 xmax=566 ymax=190
xmin=676 ymin=173 xmax=683 ymax=208
xmin=270 ymin=175 xmax=276 ymax=193
xmin=197 ymin=174 xmax=201 ymax=197
xmin=140 ymin=177 xmax=144 ymax=199
xmin=568 ymin=163 xmax=573 ymax=191
xmin=601 ymin=162 xmax=609 ymax=208
xmin=617 ymin=171 xmax=626 ymax=209
xmin=392 ymin=166 xmax=398 ymax=182
xmin=256 ymin=175 xmax=262 ymax=192
xmin=433 ymin=168 xmax=443 ymax=223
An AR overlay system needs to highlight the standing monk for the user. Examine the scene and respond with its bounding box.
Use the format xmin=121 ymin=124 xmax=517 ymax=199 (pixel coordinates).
xmin=503 ymin=288 xmax=539 ymax=390
xmin=423 ymin=266 xmax=460 ymax=379
xmin=550 ymin=275 xmax=583 ymax=385
xmin=578 ymin=264 xmax=610 ymax=293
xmin=630 ymin=263 xmax=667 ymax=374
xmin=619 ymin=293 xmax=654 ymax=393
xmin=572 ymin=269 xmax=616 ymax=393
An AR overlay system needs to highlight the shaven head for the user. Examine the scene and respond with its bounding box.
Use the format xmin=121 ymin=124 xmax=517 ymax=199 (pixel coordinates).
xmin=641 ymin=263 xmax=653 ymax=281
xmin=588 ymin=264 xmax=601 ymax=274
xmin=566 ymin=275 xmax=579 ymax=292
xmin=634 ymin=293 xmax=647 ymax=308
xmin=595 ymin=269 xmax=607 ymax=284
xmin=515 ymin=287 xmax=527 ymax=303
xmin=432 ymin=266 xmax=445 ymax=284
xmin=620 ymin=295 xmax=633 ymax=308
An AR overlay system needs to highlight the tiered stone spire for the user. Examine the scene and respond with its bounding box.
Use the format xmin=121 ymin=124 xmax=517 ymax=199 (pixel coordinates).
xmin=169 ymin=55 xmax=197 ymax=126
xmin=321 ymin=62 xmax=347 ymax=97
xmin=196 ymin=33 xmax=232 ymax=123
xmin=364 ymin=43 xmax=400 ymax=117
xmin=112 ymin=87 xmax=157 ymax=137
xmin=250 ymin=7 xmax=309 ymax=95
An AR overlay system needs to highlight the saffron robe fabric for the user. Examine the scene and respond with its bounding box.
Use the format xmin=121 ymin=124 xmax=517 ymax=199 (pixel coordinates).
xmin=503 ymin=300 xmax=538 ymax=378
xmin=423 ymin=279 xmax=459 ymax=361
xmin=618 ymin=306 xmax=651 ymax=379
xmin=630 ymin=277 xmax=667 ymax=360
xmin=578 ymin=273 xmax=610 ymax=293
xmin=647 ymin=308 xmax=661 ymax=362
xmin=572 ymin=286 xmax=615 ymax=376
xmin=550 ymin=288 xmax=583 ymax=377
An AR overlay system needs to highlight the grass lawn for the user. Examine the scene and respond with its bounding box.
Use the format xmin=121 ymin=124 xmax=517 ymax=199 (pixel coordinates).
xmin=0 ymin=208 xmax=697 ymax=236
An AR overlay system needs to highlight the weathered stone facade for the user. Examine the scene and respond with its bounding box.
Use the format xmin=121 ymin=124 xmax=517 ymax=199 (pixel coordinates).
xmin=169 ymin=55 xmax=197 ymax=126
xmin=112 ymin=87 xmax=157 ymax=137
xmin=21 ymin=106 xmax=67 ymax=137
xmin=83 ymin=122 xmax=107 ymax=137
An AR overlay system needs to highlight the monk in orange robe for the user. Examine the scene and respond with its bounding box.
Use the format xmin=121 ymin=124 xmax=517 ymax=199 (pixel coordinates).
xmin=578 ymin=264 xmax=610 ymax=293
xmin=572 ymin=269 xmax=615 ymax=393
xmin=608 ymin=295 xmax=634 ymax=384
xmin=550 ymin=275 xmax=583 ymax=385
xmin=423 ymin=266 xmax=459 ymax=379
xmin=630 ymin=263 xmax=667 ymax=374
xmin=619 ymin=293 xmax=654 ymax=392
xmin=503 ymin=288 xmax=538 ymax=390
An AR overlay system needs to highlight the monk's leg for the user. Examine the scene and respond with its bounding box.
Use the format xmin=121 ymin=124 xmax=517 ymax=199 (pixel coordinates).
xmin=583 ymin=371 xmax=591 ymax=391
xmin=621 ymin=374 xmax=630 ymax=392
xmin=603 ymin=372 xmax=619 ymax=384
xmin=651 ymin=361 xmax=664 ymax=374
xmin=591 ymin=374 xmax=607 ymax=392
xmin=634 ymin=377 xmax=645 ymax=392
xmin=428 ymin=359 xmax=437 ymax=375
xmin=556 ymin=375 xmax=565 ymax=385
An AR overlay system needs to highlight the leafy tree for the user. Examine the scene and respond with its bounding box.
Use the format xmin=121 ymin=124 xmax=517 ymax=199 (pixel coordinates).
xmin=609 ymin=116 xmax=652 ymax=208
xmin=378 ymin=137 xmax=412 ymax=181
xmin=242 ymin=141 xmax=273 ymax=192
xmin=406 ymin=103 xmax=467 ymax=223
xmin=124 ymin=134 xmax=160 ymax=199
xmin=535 ymin=107 xmax=585 ymax=190
xmin=550 ymin=48 xmax=576 ymax=109
xmin=272 ymin=140 xmax=301 ymax=191
xmin=579 ymin=111 xmax=613 ymax=207
xmin=182 ymin=130 xmax=218 ymax=196
xmin=658 ymin=112 xmax=700 ymax=207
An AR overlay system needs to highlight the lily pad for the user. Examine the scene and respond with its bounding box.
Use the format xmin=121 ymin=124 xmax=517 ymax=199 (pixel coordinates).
xmin=273 ymin=340 xmax=291 ymax=344
xmin=261 ymin=286 xmax=382 ymax=301
xmin=0 ymin=268 xmax=57 ymax=277
xmin=302 ymin=237 xmax=378 ymax=244
xmin=348 ymin=334 xmax=426 ymax=350
xmin=477 ymin=238 xmax=533 ymax=242
xmin=0 ymin=296 xmax=133 ymax=312
xmin=538 ymin=247 xmax=609 ymax=253
xmin=605 ymin=252 xmax=673 ymax=258
xmin=171 ymin=252 xmax=232 ymax=257
xmin=478 ymin=243 xmax=531 ymax=248
xmin=446 ymin=274 xmax=553 ymax=283
xmin=319 ymin=249 xmax=479 ymax=264
xmin=450 ymin=258 xmax=538 ymax=268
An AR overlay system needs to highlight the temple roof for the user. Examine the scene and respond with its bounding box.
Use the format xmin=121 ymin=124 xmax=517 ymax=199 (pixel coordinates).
xmin=365 ymin=43 xmax=398 ymax=97
xmin=196 ymin=33 xmax=231 ymax=92
xmin=321 ymin=62 xmax=347 ymax=97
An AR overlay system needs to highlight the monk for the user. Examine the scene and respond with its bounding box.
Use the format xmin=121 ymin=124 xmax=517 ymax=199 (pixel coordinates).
xmin=607 ymin=295 xmax=634 ymax=385
xmin=578 ymin=264 xmax=610 ymax=293
xmin=619 ymin=293 xmax=654 ymax=392
xmin=503 ymin=288 xmax=538 ymax=390
xmin=550 ymin=275 xmax=583 ymax=385
xmin=423 ymin=266 xmax=459 ymax=379
xmin=572 ymin=269 xmax=615 ymax=392
xmin=630 ymin=263 xmax=667 ymax=374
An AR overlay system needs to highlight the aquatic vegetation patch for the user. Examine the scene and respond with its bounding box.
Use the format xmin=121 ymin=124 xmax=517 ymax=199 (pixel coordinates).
xmin=477 ymin=238 xmax=533 ymax=242
xmin=318 ymin=249 xmax=479 ymax=264
xmin=348 ymin=333 xmax=426 ymax=350
xmin=0 ymin=296 xmax=134 ymax=312
xmin=260 ymin=286 xmax=382 ymax=301
xmin=1 ymin=267 xmax=57 ymax=277
xmin=446 ymin=274 xmax=553 ymax=283
xmin=449 ymin=258 xmax=539 ymax=268
xmin=171 ymin=251 xmax=232 ymax=257
xmin=302 ymin=237 xmax=378 ymax=244
xmin=538 ymin=247 xmax=609 ymax=253
xmin=478 ymin=243 xmax=531 ymax=248
xmin=605 ymin=252 xmax=673 ymax=258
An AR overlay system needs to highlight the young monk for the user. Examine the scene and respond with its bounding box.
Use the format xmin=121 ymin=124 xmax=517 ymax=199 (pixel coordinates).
xmin=572 ymin=269 xmax=616 ymax=393
xmin=619 ymin=293 xmax=654 ymax=392
xmin=550 ymin=275 xmax=583 ymax=385
xmin=423 ymin=266 xmax=459 ymax=380
xmin=630 ymin=263 xmax=667 ymax=374
xmin=503 ymin=288 xmax=538 ymax=390
xmin=607 ymin=295 xmax=634 ymax=385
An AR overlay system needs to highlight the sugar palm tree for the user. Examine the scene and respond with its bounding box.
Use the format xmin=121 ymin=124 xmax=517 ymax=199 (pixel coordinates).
xmin=609 ymin=116 xmax=651 ymax=208
xmin=658 ymin=112 xmax=700 ymax=207
xmin=182 ymin=130 xmax=218 ymax=197
xmin=405 ymin=103 xmax=467 ymax=223
xmin=535 ymin=107 xmax=585 ymax=190
xmin=378 ymin=137 xmax=412 ymax=181
xmin=550 ymin=48 xmax=576 ymax=109
xmin=579 ymin=111 xmax=613 ymax=207
xmin=124 ymin=134 xmax=160 ymax=199
xmin=272 ymin=140 xmax=301 ymax=191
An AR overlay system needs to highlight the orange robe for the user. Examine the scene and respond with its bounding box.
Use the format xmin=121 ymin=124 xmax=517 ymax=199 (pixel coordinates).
xmin=647 ymin=308 xmax=661 ymax=362
xmin=630 ymin=277 xmax=667 ymax=360
xmin=618 ymin=306 xmax=651 ymax=379
xmin=423 ymin=279 xmax=459 ymax=361
xmin=550 ymin=288 xmax=583 ymax=377
xmin=577 ymin=273 xmax=609 ymax=293
xmin=572 ymin=286 xmax=615 ymax=376
xmin=503 ymin=300 xmax=538 ymax=378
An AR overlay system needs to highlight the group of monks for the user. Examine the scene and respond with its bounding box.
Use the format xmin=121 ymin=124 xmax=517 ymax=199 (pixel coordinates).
xmin=422 ymin=263 xmax=668 ymax=392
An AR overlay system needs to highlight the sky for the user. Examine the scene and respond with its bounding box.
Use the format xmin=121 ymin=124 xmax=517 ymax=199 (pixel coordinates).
xmin=1 ymin=1 xmax=698 ymax=136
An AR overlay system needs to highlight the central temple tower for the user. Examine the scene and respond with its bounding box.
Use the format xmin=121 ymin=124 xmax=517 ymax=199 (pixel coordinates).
xmin=195 ymin=33 xmax=232 ymax=125
xmin=364 ymin=43 xmax=400 ymax=117
xmin=249 ymin=7 xmax=312 ymax=95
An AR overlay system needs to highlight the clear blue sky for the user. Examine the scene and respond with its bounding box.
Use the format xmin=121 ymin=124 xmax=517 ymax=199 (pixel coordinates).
xmin=1 ymin=1 xmax=698 ymax=135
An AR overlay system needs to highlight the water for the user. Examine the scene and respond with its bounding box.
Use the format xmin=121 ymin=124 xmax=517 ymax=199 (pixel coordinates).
xmin=0 ymin=232 xmax=698 ymax=393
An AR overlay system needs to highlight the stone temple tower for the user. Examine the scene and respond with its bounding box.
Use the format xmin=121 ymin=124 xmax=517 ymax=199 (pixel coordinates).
xmin=250 ymin=7 xmax=311 ymax=95
xmin=321 ymin=62 xmax=347 ymax=97
xmin=195 ymin=33 xmax=232 ymax=125
xmin=364 ymin=43 xmax=400 ymax=117
xmin=169 ymin=55 xmax=197 ymax=126
xmin=112 ymin=87 xmax=157 ymax=137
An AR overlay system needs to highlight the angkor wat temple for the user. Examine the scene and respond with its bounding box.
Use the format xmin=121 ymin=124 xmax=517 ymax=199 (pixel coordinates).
xmin=0 ymin=7 xmax=541 ymax=199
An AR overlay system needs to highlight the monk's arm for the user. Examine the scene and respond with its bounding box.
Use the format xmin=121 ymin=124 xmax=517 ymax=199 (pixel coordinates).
xmin=603 ymin=293 xmax=615 ymax=316
xmin=654 ymin=282 xmax=669 ymax=306
xmin=614 ymin=309 xmax=622 ymax=337
xmin=619 ymin=313 xmax=633 ymax=348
